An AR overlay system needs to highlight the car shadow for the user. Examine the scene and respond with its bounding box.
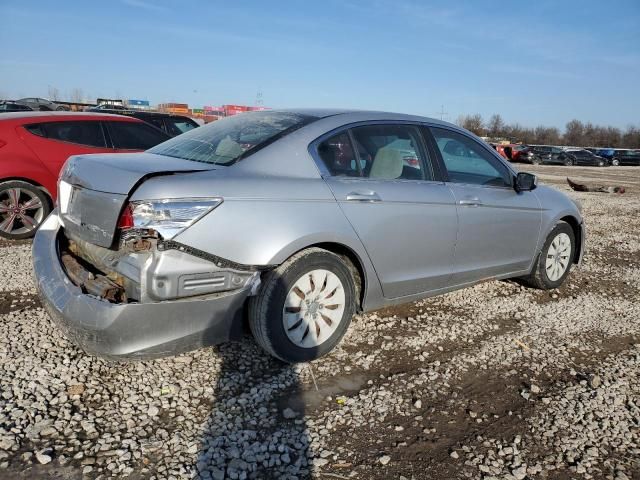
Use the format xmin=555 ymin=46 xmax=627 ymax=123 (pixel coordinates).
xmin=194 ymin=341 xmax=313 ymax=479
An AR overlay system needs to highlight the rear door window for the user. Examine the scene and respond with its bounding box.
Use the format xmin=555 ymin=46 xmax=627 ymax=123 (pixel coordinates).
xmin=107 ymin=121 xmax=169 ymax=150
xmin=39 ymin=121 xmax=107 ymax=147
xmin=350 ymin=124 xmax=432 ymax=180
xmin=317 ymin=124 xmax=433 ymax=181
xmin=317 ymin=132 xmax=359 ymax=176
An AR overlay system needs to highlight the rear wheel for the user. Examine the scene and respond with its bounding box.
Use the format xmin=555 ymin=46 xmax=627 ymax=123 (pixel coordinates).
xmin=520 ymin=221 xmax=575 ymax=290
xmin=610 ymin=158 xmax=620 ymax=166
xmin=248 ymin=248 xmax=357 ymax=363
xmin=0 ymin=181 xmax=51 ymax=240
xmin=563 ymin=157 xmax=574 ymax=166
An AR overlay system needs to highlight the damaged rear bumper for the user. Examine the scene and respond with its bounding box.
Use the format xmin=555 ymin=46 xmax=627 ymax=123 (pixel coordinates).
xmin=32 ymin=211 xmax=253 ymax=360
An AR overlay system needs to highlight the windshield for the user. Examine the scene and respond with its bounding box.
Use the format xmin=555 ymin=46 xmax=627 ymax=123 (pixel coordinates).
xmin=148 ymin=111 xmax=315 ymax=165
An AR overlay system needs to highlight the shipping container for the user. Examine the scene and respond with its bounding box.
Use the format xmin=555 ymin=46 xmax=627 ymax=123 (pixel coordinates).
xmin=159 ymin=102 xmax=188 ymax=109
xmin=223 ymin=104 xmax=251 ymax=116
xmin=128 ymin=99 xmax=150 ymax=107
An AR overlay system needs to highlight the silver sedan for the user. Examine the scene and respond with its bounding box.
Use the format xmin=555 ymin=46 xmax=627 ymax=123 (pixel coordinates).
xmin=33 ymin=110 xmax=585 ymax=363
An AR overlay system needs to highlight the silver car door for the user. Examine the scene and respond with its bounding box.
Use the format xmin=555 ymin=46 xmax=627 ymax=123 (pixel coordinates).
xmin=314 ymin=124 xmax=458 ymax=299
xmin=429 ymin=127 xmax=542 ymax=285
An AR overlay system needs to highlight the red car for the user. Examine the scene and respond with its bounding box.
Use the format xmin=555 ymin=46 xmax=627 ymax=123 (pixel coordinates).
xmin=0 ymin=112 xmax=169 ymax=239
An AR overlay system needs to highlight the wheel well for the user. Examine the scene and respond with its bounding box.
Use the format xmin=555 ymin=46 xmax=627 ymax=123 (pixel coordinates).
xmin=560 ymin=215 xmax=582 ymax=264
xmin=0 ymin=177 xmax=54 ymax=210
xmin=305 ymin=242 xmax=366 ymax=311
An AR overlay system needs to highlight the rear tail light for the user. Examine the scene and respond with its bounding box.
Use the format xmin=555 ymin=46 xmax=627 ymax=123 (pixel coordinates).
xmin=117 ymin=204 xmax=134 ymax=230
xmin=117 ymin=198 xmax=222 ymax=240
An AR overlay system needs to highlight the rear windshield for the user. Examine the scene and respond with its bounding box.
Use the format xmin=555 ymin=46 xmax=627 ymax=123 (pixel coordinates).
xmin=148 ymin=111 xmax=315 ymax=165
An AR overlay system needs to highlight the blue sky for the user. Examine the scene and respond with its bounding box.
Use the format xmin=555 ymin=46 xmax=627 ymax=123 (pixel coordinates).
xmin=1 ymin=0 xmax=639 ymax=128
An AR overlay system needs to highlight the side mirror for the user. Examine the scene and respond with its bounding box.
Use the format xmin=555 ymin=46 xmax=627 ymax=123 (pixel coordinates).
xmin=515 ymin=172 xmax=537 ymax=192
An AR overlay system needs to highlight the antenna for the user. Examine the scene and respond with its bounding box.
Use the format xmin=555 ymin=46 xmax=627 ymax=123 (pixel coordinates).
xmin=435 ymin=105 xmax=448 ymax=120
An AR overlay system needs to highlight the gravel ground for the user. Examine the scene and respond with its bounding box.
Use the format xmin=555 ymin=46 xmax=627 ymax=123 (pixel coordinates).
xmin=0 ymin=164 xmax=639 ymax=480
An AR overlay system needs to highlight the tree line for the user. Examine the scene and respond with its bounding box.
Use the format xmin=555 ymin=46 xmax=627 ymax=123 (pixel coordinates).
xmin=456 ymin=114 xmax=640 ymax=149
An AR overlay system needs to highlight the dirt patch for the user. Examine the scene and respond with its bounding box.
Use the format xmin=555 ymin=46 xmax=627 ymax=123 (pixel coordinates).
xmin=0 ymin=290 xmax=40 ymax=314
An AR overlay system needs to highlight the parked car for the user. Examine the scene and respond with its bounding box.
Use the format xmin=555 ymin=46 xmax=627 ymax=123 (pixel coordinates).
xmin=611 ymin=149 xmax=640 ymax=166
xmin=0 ymin=101 xmax=34 ymax=113
xmin=33 ymin=109 xmax=584 ymax=363
xmin=529 ymin=145 xmax=571 ymax=165
xmin=560 ymin=148 xmax=607 ymax=167
xmin=89 ymin=104 xmax=128 ymax=111
xmin=0 ymin=112 xmax=170 ymax=239
xmin=510 ymin=144 xmax=536 ymax=162
xmin=493 ymin=144 xmax=513 ymax=161
xmin=15 ymin=97 xmax=68 ymax=111
xmin=586 ymin=148 xmax=615 ymax=161
xmin=87 ymin=107 xmax=199 ymax=137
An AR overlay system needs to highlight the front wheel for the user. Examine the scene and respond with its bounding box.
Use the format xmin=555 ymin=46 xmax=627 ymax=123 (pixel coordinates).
xmin=520 ymin=221 xmax=575 ymax=290
xmin=0 ymin=181 xmax=51 ymax=240
xmin=563 ymin=157 xmax=574 ymax=166
xmin=610 ymin=158 xmax=620 ymax=166
xmin=248 ymin=248 xmax=357 ymax=363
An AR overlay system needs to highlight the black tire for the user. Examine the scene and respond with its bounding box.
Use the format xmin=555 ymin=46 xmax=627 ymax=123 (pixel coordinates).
xmin=248 ymin=247 xmax=357 ymax=363
xmin=563 ymin=157 xmax=574 ymax=166
xmin=0 ymin=180 xmax=51 ymax=240
xmin=56 ymin=106 xmax=66 ymax=111
xmin=611 ymin=158 xmax=620 ymax=166
xmin=520 ymin=221 xmax=575 ymax=290
xmin=530 ymin=156 xmax=542 ymax=165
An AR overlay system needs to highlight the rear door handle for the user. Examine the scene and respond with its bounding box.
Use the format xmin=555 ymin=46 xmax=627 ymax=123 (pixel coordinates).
xmin=458 ymin=197 xmax=482 ymax=207
xmin=345 ymin=191 xmax=381 ymax=202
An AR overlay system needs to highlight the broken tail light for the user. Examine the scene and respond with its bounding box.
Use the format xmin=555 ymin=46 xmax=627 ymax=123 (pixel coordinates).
xmin=117 ymin=198 xmax=222 ymax=240
xmin=117 ymin=204 xmax=134 ymax=230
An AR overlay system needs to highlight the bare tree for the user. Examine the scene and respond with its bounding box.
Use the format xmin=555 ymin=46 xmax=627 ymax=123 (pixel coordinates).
xmin=486 ymin=114 xmax=505 ymax=139
xmin=534 ymin=126 xmax=561 ymax=145
xmin=621 ymin=125 xmax=640 ymax=149
xmin=456 ymin=114 xmax=485 ymax=136
xmin=563 ymin=120 xmax=584 ymax=146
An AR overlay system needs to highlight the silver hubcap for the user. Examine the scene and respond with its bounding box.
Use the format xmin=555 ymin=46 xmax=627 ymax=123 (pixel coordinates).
xmin=0 ymin=187 xmax=44 ymax=235
xmin=282 ymin=269 xmax=345 ymax=348
xmin=545 ymin=232 xmax=571 ymax=281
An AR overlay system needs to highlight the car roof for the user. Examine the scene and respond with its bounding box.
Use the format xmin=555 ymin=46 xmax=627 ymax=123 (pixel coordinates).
xmin=105 ymin=110 xmax=195 ymax=119
xmin=276 ymin=108 xmax=450 ymax=125
xmin=0 ymin=111 xmax=141 ymax=122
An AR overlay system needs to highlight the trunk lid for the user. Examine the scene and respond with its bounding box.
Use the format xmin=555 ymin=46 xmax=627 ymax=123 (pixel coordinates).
xmin=59 ymin=152 xmax=216 ymax=248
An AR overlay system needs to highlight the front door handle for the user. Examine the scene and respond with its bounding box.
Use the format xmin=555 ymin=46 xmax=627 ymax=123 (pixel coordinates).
xmin=345 ymin=191 xmax=381 ymax=202
xmin=458 ymin=197 xmax=482 ymax=207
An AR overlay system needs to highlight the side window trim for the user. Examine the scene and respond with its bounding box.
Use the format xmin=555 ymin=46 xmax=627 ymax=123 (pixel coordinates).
xmin=346 ymin=129 xmax=364 ymax=177
xmin=309 ymin=120 xmax=446 ymax=183
xmin=101 ymin=122 xmax=115 ymax=149
xmin=427 ymin=126 xmax=515 ymax=189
